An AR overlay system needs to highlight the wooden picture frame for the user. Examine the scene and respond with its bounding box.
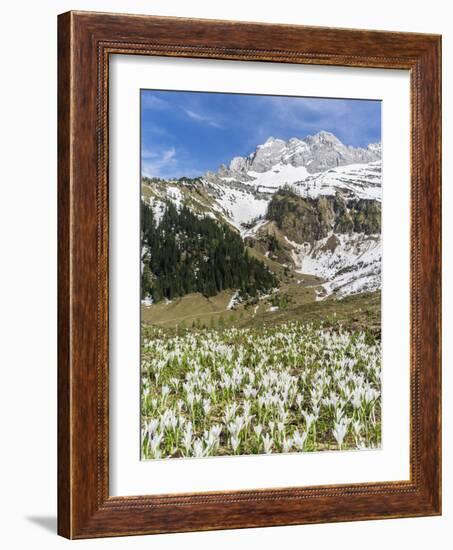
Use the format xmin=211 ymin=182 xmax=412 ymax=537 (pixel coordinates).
xmin=58 ymin=10 xmax=441 ymax=539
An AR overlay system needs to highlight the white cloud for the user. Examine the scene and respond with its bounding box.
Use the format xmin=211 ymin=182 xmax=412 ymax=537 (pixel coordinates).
xmin=141 ymin=94 xmax=169 ymax=110
xmin=267 ymin=97 xmax=346 ymax=128
xmin=161 ymin=148 xmax=176 ymax=162
xmin=142 ymin=145 xmax=202 ymax=179
xmin=184 ymin=108 xmax=222 ymax=128
xmin=142 ymin=147 xmax=177 ymax=178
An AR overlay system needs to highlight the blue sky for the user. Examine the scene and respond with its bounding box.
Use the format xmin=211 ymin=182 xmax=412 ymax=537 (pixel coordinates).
xmin=141 ymin=90 xmax=381 ymax=179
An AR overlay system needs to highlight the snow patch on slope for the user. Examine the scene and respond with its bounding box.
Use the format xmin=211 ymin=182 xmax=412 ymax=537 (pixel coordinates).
xmin=246 ymin=163 xmax=309 ymax=190
xmin=294 ymin=162 xmax=382 ymax=202
xmin=206 ymin=181 xmax=269 ymax=230
xmin=166 ymin=186 xmax=183 ymax=210
xmin=148 ymin=198 xmax=166 ymax=225
xmin=288 ymin=233 xmax=381 ymax=299
xmin=227 ymin=291 xmax=240 ymax=310
xmin=241 ymin=218 xmax=268 ymax=238
xmin=216 ymin=160 xmax=381 ymax=205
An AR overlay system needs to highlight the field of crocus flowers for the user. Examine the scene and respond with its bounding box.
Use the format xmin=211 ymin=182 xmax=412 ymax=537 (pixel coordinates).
xmin=141 ymin=322 xmax=381 ymax=459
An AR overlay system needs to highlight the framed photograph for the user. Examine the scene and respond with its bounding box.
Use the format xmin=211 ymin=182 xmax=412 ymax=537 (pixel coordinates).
xmin=58 ymin=11 xmax=441 ymax=539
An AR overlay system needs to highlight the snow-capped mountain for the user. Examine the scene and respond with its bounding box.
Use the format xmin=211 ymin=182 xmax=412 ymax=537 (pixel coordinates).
xmin=141 ymin=131 xmax=382 ymax=300
xmin=204 ymin=160 xmax=381 ymax=232
xmin=210 ymin=131 xmax=380 ymax=179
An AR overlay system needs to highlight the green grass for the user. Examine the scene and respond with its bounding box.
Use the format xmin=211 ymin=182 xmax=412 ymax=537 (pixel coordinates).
xmin=142 ymin=284 xmax=381 ymax=339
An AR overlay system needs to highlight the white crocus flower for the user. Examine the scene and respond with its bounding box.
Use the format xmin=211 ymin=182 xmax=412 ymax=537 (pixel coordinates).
xmin=351 ymin=389 xmax=362 ymax=409
xmin=203 ymin=425 xmax=222 ymax=452
xmin=182 ymin=422 xmax=193 ymax=454
xmin=230 ymin=435 xmax=240 ymax=453
xmin=262 ymin=434 xmax=273 ymax=454
xmin=282 ymin=438 xmax=293 ymax=453
xmin=203 ymin=399 xmax=211 ymax=415
xmin=254 ymin=424 xmax=263 ymax=438
xmin=302 ymin=411 xmax=316 ymax=431
xmin=209 ymin=424 xmax=222 ymax=439
xmin=147 ymin=419 xmax=159 ymax=438
xmin=333 ymin=418 xmax=351 ymax=449
xmin=192 ymin=438 xmax=206 ymax=458
xmin=293 ymin=429 xmax=308 ymax=451
xmin=228 ymin=416 xmax=244 ymax=438
xmin=148 ymin=432 xmax=163 ymax=458
xmin=186 ymin=391 xmax=195 ymax=408
xmin=364 ymin=388 xmax=379 ymax=404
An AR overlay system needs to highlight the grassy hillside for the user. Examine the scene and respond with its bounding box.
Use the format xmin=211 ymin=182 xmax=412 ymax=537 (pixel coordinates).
xmin=140 ymin=178 xmax=381 ymax=338
xmin=142 ymin=286 xmax=381 ymax=339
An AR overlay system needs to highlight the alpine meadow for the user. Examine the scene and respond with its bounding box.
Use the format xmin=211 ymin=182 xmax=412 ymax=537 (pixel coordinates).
xmin=140 ymin=91 xmax=382 ymax=460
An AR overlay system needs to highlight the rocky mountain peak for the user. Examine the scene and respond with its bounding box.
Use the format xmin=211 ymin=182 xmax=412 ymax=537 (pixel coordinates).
xmin=209 ymin=131 xmax=381 ymax=181
xmin=229 ymin=156 xmax=249 ymax=173
xmin=258 ymin=136 xmax=285 ymax=147
xmin=304 ymin=130 xmax=343 ymax=147
xmin=367 ymin=142 xmax=381 ymax=153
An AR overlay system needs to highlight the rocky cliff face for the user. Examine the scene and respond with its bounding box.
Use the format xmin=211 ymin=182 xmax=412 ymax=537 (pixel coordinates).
xmin=262 ymin=187 xmax=381 ymax=298
xmin=267 ymin=190 xmax=381 ymax=245
xmin=212 ymin=131 xmax=381 ymax=179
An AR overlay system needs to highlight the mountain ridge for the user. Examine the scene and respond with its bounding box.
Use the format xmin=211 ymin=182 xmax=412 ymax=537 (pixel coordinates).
xmin=141 ymin=131 xmax=382 ymax=303
xmin=209 ymin=131 xmax=381 ymax=180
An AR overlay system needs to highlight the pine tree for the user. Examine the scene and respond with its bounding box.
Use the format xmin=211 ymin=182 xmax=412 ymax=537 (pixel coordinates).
xmin=141 ymin=200 xmax=277 ymax=304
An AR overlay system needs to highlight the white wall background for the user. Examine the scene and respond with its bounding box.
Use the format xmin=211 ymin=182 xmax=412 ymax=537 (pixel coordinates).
xmin=0 ymin=1 xmax=449 ymax=548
